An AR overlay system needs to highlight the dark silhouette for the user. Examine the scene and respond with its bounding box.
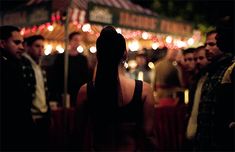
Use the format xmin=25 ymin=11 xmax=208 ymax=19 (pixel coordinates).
xmin=0 ymin=25 xmax=35 ymax=150
xmin=50 ymin=32 xmax=90 ymax=106
xmin=76 ymin=26 xmax=156 ymax=151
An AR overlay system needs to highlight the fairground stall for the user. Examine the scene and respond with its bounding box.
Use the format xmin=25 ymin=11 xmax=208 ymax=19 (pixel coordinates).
xmin=1 ymin=0 xmax=201 ymax=149
xmin=1 ymin=0 xmax=202 ymax=58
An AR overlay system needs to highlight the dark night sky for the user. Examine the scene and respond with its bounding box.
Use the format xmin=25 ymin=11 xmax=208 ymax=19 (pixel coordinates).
xmin=0 ymin=0 xmax=27 ymax=11
xmin=197 ymin=1 xmax=234 ymax=25
xmin=131 ymin=0 xmax=234 ymax=26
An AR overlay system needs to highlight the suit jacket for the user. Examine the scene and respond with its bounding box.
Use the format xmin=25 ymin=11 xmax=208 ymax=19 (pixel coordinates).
xmin=1 ymin=49 xmax=36 ymax=150
xmin=195 ymin=53 xmax=234 ymax=150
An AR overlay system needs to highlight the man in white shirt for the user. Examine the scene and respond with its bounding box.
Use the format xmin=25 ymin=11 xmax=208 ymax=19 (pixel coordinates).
xmin=24 ymin=35 xmax=50 ymax=149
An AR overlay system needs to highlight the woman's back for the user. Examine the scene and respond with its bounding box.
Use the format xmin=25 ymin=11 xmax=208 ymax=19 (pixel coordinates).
xmin=77 ymin=76 xmax=156 ymax=151
xmin=117 ymin=76 xmax=156 ymax=151
xmin=76 ymin=26 xmax=156 ymax=151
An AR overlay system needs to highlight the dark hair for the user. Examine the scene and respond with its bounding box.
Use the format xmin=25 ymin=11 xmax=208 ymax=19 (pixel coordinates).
xmin=0 ymin=25 xmax=20 ymax=40
xmin=69 ymin=31 xmax=80 ymax=41
xmin=183 ymin=48 xmax=196 ymax=55
xmin=195 ymin=46 xmax=205 ymax=53
xmin=24 ymin=35 xmax=44 ymax=46
xmin=206 ymin=29 xmax=217 ymax=38
xmin=94 ymin=26 xmax=126 ymax=123
xmin=216 ymin=16 xmax=234 ymax=53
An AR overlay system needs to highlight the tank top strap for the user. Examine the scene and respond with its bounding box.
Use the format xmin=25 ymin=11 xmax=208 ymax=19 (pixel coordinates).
xmin=132 ymin=80 xmax=143 ymax=103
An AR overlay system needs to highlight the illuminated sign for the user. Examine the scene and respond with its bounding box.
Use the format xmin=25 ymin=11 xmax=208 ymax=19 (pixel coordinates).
xmin=119 ymin=12 xmax=158 ymax=30
xmin=88 ymin=2 xmax=193 ymax=36
xmin=160 ymin=19 xmax=193 ymax=36
xmin=88 ymin=2 xmax=160 ymax=32
xmin=0 ymin=1 xmax=51 ymax=27
xmin=89 ymin=6 xmax=112 ymax=24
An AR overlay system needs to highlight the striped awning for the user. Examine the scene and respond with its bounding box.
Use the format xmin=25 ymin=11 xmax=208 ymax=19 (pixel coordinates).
xmin=26 ymin=0 xmax=157 ymax=16
xmin=22 ymin=0 xmax=192 ymax=39
xmin=25 ymin=0 xmax=159 ymax=27
xmin=71 ymin=0 xmax=157 ymax=16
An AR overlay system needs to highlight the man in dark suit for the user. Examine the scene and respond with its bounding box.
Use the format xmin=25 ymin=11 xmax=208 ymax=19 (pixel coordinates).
xmin=214 ymin=16 xmax=234 ymax=151
xmin=0 ymin=25 xmax=35 ymax=150
xmin=194 ymin=17 xmax=234 ymax=151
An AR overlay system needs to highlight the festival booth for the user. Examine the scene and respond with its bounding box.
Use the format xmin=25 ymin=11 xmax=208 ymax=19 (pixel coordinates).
xmin=1 ymin=1 xmax=195 ymax=149
xmin=1 ymin=0 xmax=203 ymax=77
xmin=1 ymin=0 xmax=200 ymax=58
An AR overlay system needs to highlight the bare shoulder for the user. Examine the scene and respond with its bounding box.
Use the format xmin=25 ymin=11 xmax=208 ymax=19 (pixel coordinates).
xmin=77 ymin=83 xmax=87 ymax=107
xmin=142 ymin=82 xmax=155 ymax=105
xmin=142 ymin=82 xmax=153 ymax=95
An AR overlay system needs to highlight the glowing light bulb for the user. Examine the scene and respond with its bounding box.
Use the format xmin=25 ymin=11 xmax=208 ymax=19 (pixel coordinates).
xmin=142 ymin=32 xmax=149 ymax=40
xmin=47 ymin=25 xmax=54 ymax=32
xmin=116 ymin=28 xmax=122 ymax=34
xmin=44 ymin=44 xmax=52 ymax=55
xmin=176 ymin=40 xmax=187 ymax=48
xmin=82 ymin=23 xmax=91 ymax=32
xmin=187 ymin=38 xmax=194 ymax=46
xmin=152 ymin=42 xmax=159 ymax=50
xmin=166 ymin=36 xmax=172 ymax=43
xmin=89 ymin=46 xmax=96 ymax=53
xmin=56 ymin=45 xmax=64 ymax=53
xmin=77 ymin=45 xmax=84 ymax=53
xmin=128 ymin=60 xmax=137 ymax=69
xmin=128 ymin=40 xmax=140 ymax=52
xmin=148 ymin=62 xmax=155 ymax=69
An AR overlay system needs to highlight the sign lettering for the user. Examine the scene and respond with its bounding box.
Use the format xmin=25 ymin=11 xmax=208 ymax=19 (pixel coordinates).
xmin=88 ymin=2 xmax=193 ymax=36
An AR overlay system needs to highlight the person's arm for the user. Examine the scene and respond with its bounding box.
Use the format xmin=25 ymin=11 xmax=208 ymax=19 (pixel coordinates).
xmin=77 ymin=84 xmax=87 ymax=106
xmin=74 ymin=84 xmax=90 ymax=150
xmin=142 ymin=82 xmax=158 ymax=150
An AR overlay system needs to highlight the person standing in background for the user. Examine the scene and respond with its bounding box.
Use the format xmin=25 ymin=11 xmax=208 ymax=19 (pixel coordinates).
xmin=185 ymin=45 xmax=210 ymax=150
xmin=214 ymin=16 xmax=234 ymax=151
xmin=186 ymin=45 xmax=210 ymax=115
xmin=182 ymin=48 xmax=197 ymax=89
xmin=23 ymin=35 xmax=51 ymax=149
xmin=50 ymin=31 xmax=90 ymax=107
xmin=205 ymin=30 xmax=222 ymax=62
xmin=194 ymin=46 xmax=210 ymax=71
xmin=153 ymin=48 xmax=184 ymax=106
xmin=195 ymin=21 xmax=234 ymax=150
xmin=130 ymin=50 xmax=151 ymax=84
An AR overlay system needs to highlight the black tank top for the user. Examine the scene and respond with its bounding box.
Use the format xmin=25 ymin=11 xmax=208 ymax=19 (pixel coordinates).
xmin=116 ymin=80 xmax=143 ymax=124
xmin=87 ymin=80 xmax=143 ymax=124
xmin=86 ymin=80 xmax=144 ymax=150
